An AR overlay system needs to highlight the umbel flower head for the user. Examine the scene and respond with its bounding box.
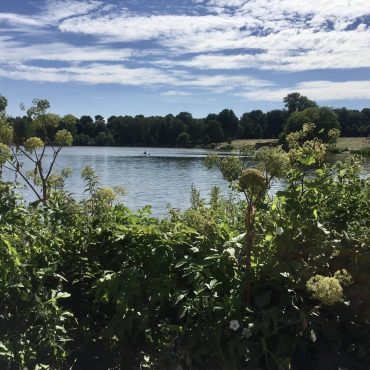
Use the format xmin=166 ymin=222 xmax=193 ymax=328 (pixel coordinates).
xmin=306 ymin=271 xmax=352 ymax=305
xmin=0 ymin=142 xmax=11 ymax=165
xmin=55 ymin=129 xmax=73 ymax=146
xmin=239 ymin=168 xmax=267 ymax=195
xmin=24 ymin=137 xmax=44 ymax=152
xmin=334 ymin=269 xmax=353 ymax=287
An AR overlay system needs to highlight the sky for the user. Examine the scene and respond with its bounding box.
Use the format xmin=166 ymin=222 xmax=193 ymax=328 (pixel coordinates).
xmin=1 ymin=0 xmax=370 ymax=118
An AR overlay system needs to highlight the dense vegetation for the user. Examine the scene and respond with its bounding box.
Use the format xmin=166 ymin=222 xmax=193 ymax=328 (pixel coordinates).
xmin=2 ymin=92 xmax=370 ymax=148
xmin=1 ymin=96 xmax=369 ymax=369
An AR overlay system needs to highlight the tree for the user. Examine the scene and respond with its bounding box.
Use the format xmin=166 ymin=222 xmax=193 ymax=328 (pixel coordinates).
xmin=176 ymin=132 xmax=191 ymax=147
xmin=188 ymin=119 xmax=204 ymax=146
xmin=285 ymin=107 xmax=339 ymax=142
xmin=59 ymin=114 xmax=77 ymax=136
xmin=283 ymin=92 xmax=317 ymax=114
xmin=240 ymin=111 xmax=264 ymax=139
xmin=94 ymin=115 xmax=106 ymax=137
xmin=0 ymin=98 xmax=73 ymax=204
xmin=10 ymin=116 xmax=34 ymax=143
xmin=95 ymin=132 xmax=115 ymax=146
xmin=176 ymin=112 xmax=193 ymax=125
xmin=0 ymin=95 xmax=7 ymax=114
xmin=217 ymin=109 xmax=239 ymax=139
xmin=265 ymin=110 xmax=287 ymax=138
xmin=205 ymin=120 xmax=224 ymax=143
xmin=77 ymin=115 xmax=95 ymax=137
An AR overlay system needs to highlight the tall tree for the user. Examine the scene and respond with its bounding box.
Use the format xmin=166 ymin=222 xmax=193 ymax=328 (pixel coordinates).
xmin=217 ymin=109 xmax=239 ymax=139
xmin=265 ymin=110 xmax=287 ymax=138
xmin=283 ymin=92 xmax=317 ymax=114
xmin=285 ymin=107 xmax=339 ymax=142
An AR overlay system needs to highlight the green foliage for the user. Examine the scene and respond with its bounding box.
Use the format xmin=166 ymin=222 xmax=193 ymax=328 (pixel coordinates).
xmin=0 ymin=95 xmax=7 ymax=114
xmin=0 ymin=123 xmax=14 ymax=146
xmin=283 ymin=92 xmax=317 ymax=113
xmin=0 ymin=98 xmax=74 ymax=204
xmin=24 ymin=136 xmax=44 ymax=152
xmin=0 ymin=126 xmax=369 ymax=369
xmin=54 ymin=129 xmax=73 ymax=146
xmin=285 ymin=107 xmax=340 ymax=142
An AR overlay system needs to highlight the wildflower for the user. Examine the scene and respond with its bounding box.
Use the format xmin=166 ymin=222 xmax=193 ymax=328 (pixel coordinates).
xmin=238 ymin=168 xmax=267 ymax=194
xmin=276 ymin=227 xmax=284 ymax=236
xmin=24 ymin=137 xmax=44 ymax=152
xmin=242 ymin=323 xmax=254 ymax=338
xmin=0 ymin=143 xmax=11 ymax=164
xmin=306 ymin=275 xmax=343 ymax=305
xmin=229 ymin=320 xmax=240 ymax=331
xmin=334 ymin=269 xmax=353 ymax=287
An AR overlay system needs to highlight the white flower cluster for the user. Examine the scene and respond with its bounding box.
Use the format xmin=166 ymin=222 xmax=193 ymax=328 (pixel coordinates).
xmin=229 ymin=320 xmax=254 ymax=339
xmin=306 ymin=269 xmax=353 ymax=306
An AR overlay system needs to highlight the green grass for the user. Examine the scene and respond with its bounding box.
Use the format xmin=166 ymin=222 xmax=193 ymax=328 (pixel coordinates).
xmin=220 ymin=138 xmax=279 ymax=149
xmin=222 ymin=137 xmax=369 ymax=151
xmin=335 ymin=137 xmax=370 ymax=151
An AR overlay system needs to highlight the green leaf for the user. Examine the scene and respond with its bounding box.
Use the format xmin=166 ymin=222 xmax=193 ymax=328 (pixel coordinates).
xmin=255 ymin=291 xmax=271 ymax=308
xmin=265 ymin=234 xmax=273 ymax=241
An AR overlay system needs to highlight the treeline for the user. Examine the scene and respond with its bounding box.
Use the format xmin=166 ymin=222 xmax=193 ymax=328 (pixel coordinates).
xmin=5 ymin=93 xmax=370 ymax=147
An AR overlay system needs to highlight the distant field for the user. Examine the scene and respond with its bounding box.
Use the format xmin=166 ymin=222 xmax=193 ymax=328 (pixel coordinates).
xmin=335 ymin=137 xmax=370 ymax=150
xmin=227 ymin=138 xmax=279 ymax=148
xmin=225 ymin=137 xmax=369 ymax=150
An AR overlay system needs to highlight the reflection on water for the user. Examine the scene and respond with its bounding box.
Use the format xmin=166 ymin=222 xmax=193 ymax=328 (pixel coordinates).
xmin=2 ymin=147 xmax=369 ymax=217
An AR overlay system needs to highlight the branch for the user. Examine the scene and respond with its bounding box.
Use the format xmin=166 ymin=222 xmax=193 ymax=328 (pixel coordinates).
xmin=13 ymin=146 xmax=37 ymax=164
xmin=45 ymin=146 xmax=62 ymax=181
xmin=5 ymin=159 xmax=42 ymax=201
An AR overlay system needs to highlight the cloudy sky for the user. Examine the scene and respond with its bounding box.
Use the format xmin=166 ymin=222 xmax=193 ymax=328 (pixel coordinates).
xmin=1 ymin=0 xmax=370 ymax=117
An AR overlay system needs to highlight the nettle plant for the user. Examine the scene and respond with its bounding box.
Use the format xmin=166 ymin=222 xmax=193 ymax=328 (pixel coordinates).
xmin=0 ymin=98 xmax=73 ymax=204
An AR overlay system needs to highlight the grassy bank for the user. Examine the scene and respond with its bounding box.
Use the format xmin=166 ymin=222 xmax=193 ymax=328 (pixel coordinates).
xmin=218 ymin=137 xmax=369 ymax=153
xmin=335 ymin=137 xmax=370 ymax=150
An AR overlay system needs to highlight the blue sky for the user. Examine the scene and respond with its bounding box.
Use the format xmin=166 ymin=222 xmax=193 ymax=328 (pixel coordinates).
xmin=1 ymin=0 xmax=370 ymax=118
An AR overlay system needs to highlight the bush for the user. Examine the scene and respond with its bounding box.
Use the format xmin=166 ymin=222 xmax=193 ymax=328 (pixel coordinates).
xmin=0 ymin=149 xmax=369 ymax=369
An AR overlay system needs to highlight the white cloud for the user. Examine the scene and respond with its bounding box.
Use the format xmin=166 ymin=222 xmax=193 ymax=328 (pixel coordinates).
xmin=1 ymin=0 xmax=370 ymax=100
xmin=54 ymin=0 xmax=370 ymax=73
xmin=0 ymin=0 xmax=103 ymax=29
xmin=0 ymin=62 xmax=270 ymax=92
xmin=0 ymin=38 xmax=134 ymax=63
xmin=161 ymin=90 xmax=193 ymax=96
xmin=240 ymin=80 xmax=370 ymax=101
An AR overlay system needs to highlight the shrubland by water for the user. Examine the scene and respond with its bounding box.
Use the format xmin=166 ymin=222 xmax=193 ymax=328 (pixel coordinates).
xmin=0 ymin=97 xmax=370 ymax=369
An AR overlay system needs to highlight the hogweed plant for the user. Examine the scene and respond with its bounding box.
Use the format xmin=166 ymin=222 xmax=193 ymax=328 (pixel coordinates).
xmin=205 ymin=145 xmax=290 ymax=305
xmin=0 ymin=97 xmax=73 ymax=204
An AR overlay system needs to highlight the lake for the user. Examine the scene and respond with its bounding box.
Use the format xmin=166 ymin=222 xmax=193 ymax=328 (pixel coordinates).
xmin=2 ymin=147 xmax=368 ymax=217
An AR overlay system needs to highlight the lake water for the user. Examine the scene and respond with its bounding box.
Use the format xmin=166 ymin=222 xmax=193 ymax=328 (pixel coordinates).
xmin=2 ymin=147 xmax=368 ymax=217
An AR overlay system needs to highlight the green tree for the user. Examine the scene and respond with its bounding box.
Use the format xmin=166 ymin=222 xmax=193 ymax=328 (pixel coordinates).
xmin=176 ymin=132 xmax=191 ymax=147
xmin=217 ymin=109 xmax=239 ymax=139
xmin=283 ymin=92 xmax=317 ymax=113
xmin=205 ymin=120 xmax=224 ymax=143
xmin=0 ymin=95 xmax=7 ymax=114
xmin=265 ymin=109 xmax=287 ymax=138
xmin=0 ymin=98 xmax=73 ymax=203
xmin=285 ymin=106 xmax=339 ymax=142
xmin=95 ymin=132 xmax=115 ymax=146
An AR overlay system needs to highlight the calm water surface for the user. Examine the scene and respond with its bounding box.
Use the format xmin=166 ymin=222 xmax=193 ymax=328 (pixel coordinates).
xmin=3 ymin=147 xmax=368 ymax=217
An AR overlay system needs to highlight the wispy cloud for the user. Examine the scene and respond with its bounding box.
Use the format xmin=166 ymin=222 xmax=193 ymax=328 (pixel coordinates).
xmin=240 ymin=80 xmax=370 ymax=101
xmin=1 ymin=0 xmax=370 ymax=103
xmin=161 ymin=90 xmax=194 ymax=96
